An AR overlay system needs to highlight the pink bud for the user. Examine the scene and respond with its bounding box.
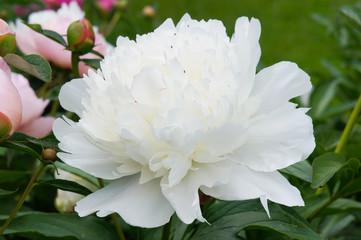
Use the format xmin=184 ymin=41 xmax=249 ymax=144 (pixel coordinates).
xmin=0 ymin=19 xmax=16 ymax=57
xmin=0 ymin=57 xmax=22 ymax=138
xmin=43 ymin=0 xmax=84 ymax=7
xmin=67 ymin=18 xmax=95 ymax=54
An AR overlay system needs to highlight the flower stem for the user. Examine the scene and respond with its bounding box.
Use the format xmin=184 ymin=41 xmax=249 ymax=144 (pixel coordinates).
xmin=104 ymin=10 xmax=122 ymax=37
xmin=161 ymin=217 xmax=172 ymax=240
xmin=97 ymin=178 xmax=126 ymax=240
xmin=71 ymin=52 xmax=80 ymax=78
xmin=0 ymin=162 xmax=45 ymax=236
xmin=335 ymin=94 xmax=361 ymax=154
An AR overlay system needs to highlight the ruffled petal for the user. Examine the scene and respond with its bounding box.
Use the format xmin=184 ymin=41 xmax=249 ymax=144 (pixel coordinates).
xmin=75 ymin=174 xmax=174 ymax=228
xmin=59 ymin=79 xmax=89 ymax=117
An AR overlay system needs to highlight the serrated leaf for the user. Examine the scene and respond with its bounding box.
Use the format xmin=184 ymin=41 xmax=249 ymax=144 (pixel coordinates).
xmin=38 ymin=179 xmax=93 ymax=196
xmin=25 ymin=23 xmax=67 ymax=47
xmin=1 ymin=212 xmax=118 ymax=240
xmin=189 ymin=200 xmax=321 ymax=240
xmin=280 ymin=160 xmax=312 ymax=183
xmin=312 ymin=152 xmax=346 ymax=188
xmin=4 ymin=54 xmax=51 ymax=82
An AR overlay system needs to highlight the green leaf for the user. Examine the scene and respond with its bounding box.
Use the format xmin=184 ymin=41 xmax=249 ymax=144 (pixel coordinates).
xmin=38 ymin=179 xmax=93 ymax=196
xmin=280 ymin=160 xmax=312 ymax=183
xmin=25 ymin=23 xmax=67 ymax=47
xmin=311 ymin=152 xmax=346 ymax=188
xmin=4 ymin=54 xmax=51 ymax=82
xmin=0 ymin=188 xmax=17 ymax=198
xmin=0 ymin=170 xmax=30 ymax=183
xmin=309 ymin=80 xmax=339 ymax=118
xmin=55 ymin=162 xmax=99 ymax=187
xmin=80 ymin=58 xmax=101 ymax=69
xmin=339 ymin=5 xmax=361 ymax=30
xmin=315 ymin=130 xmax=342 ymax=150
xmin=1 ymin=212 xmax=118 ymax=240
xmin=0 ymin=141 xmax=41 ymax=159
xmin=189 ymin=200 xmax=321 ymax=240
xmin=27 ymin=134 xmax=60 ymax=151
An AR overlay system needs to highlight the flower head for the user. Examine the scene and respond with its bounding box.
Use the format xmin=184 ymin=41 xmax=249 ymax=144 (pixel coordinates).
xmin=12 ymin=2 xmax=110 ymax=76
xmin=53 ymin=14 xmax=315 ymax=227
xmin=0 ymin=57 xmax=54 ymax=140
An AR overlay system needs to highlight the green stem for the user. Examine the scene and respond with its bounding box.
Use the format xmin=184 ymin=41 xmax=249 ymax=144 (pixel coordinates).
xmin=71 ymin=52 xmax=80 ymax=78
xmin=0 ymin=162 xmax=45 ymax=236
xmin=335 ymin=94 xmax=361 ymax=154
xmin=97 ymin=178 xmax=126 ymax=240
xmin=104 ymin=10 xmax=122 ymax=37
xmin=161 ymin=217 xmax=172 ymax=240
xmin=50 ymin=100 xmax=60 ymax=117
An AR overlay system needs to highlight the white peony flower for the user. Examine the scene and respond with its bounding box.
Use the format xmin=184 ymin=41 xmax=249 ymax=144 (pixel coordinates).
xmin=53 ymin=14 xmax=315 ymax=228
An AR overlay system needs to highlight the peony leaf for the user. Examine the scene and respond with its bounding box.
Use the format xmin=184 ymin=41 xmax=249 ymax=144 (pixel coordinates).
xmin=188 ymin=200 xmax=322 ymax=240
xmin=311 ymin=152 xmax=346 ymax=189
xmin=24 ymin=23 xmax=67 ymax=47
xmin=339 ymin=5 xmax=361 ymax=30
xmin=0 ymin=170 xmax=31 ymax=183
xmin=280 ymin=160 xmax=312 ymax=182
xmin=55 ymin=161 xmax=99 ymax=187
xmin=4 ymin=53 xmax=52 ymax=82
xmin=0 ymin=188 xmax=17 ymax=198
xmin=80 ymin=58 xmax=101 ymax=70
xmin=38 ymin=179 xmax=93 ymax=196
xmin=0 ymin=212 xmax=118 ymax=239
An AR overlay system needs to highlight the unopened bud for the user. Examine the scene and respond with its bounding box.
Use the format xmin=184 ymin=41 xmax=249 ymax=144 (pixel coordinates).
xmin=42 ymin=148 xmax=57 ymax=163
xmin=116 ymin=0 xmax=130 ymax=11
xmin=0 ymin=19 xmax=17 ymax=57
xmin=0 ymin=112 xmax=11 ymax=141
xmin=142 ymin=5 xmax=156 ymax=18
xmin=67 ymin=18 xmax=95 ymax=55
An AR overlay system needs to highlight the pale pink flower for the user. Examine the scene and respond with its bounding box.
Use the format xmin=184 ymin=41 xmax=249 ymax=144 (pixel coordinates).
xmin=12 ymin=2 xmax=110 ymax=76
xmin=0 ymin=57 xmax=54 ymax=139
xmin=98 ymin=0 xmax=117 ymax=11
xmin=43 ymin=0 xmax=84 ymax=7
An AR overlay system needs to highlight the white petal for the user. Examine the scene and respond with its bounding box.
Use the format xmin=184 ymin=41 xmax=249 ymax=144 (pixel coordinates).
xmin=161 ymin=163 xmax=229 ymax=224
xmin=59 ymin=78 xmax=89 ymax=117
xmin=53 ymin=118 xmax=125 ymax=179
xmin=226 ymin=103 xmax=315 ymax=171
xmin=252 ymin=61 xmax=311 ymax=113
xmin=201 ymin=164 xmax=304 ymax=211
xmin=75 ymin=174 xmax=174 ymax=228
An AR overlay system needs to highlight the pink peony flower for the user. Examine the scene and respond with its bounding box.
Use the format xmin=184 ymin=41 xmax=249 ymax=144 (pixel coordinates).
xmin=12 ymin=2 xmax=111 ymax=76
xmin=0 ymin=57 xmax=54 ymax=139
xmin=98 ymin=0 xmax=118 ymax=11
xmin=43 ymin=0 xmax=84 ymax=7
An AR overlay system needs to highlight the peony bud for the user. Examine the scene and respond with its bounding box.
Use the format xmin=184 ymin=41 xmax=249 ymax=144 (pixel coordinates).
xmin=67 ymin=18 xmax=95 ymax=54
xmin=42 ymin=148 xmax=57 ymax=163
xmin=142 ymin=5 xmax=156 ymax=18
xmin=115 ymin=0 xmax=129 ymax=11
xmin=0 ymin=19 xmax=16 ymax=57
xmin=0 ymin=112 xmax=11 ymax=141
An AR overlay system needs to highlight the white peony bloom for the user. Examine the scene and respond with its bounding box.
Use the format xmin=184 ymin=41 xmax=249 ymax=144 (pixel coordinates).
xmin=53 ymin=14 xmax=315 ymax=228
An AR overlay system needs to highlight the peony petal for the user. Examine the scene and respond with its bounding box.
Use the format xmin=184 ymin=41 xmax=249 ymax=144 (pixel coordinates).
xmin=161 ymin=163 xmax=229 ymax=224
xmin=18 ymin=116 xmax=55 ymax=138
xmin=75 ymin=174 xmax=174 ymax=228
xmin=0 ymin=58 xmax=22 ymax=134
xmin=252 ymin=61 xmax=311 ymax=113
xmin=11 ymin=73 xmax=49 ymax=127
xmin=53 ymin=118 xmax=128 ymax=179
xmin=226 ymin=103 xmax=315 ymax=171
xmin=59 ymin=79 xmax=89 ymax=117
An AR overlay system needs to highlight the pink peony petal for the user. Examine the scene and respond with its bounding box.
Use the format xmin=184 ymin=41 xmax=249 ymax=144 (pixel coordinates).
xmin=18 ymin=116 xmax=55 ymax=138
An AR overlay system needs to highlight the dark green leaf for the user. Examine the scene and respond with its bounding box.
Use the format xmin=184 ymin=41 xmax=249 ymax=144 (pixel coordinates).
xmin=280 ymin=160 xmax=312 ymax=183
xmin=315 ymin=130 xmax=342 ymax=150
xmin=309 ymin=80 xmax=339 ymax=118
xmin=0 ymin=170 xmax=30 ymax=183
xmin=4 ymin=54 xmax=51 ymax=82
xmin=25 ymin=23 xmax=67 ymax=47
xmin=0 ymin=188 xmax=17 ymax=198
xmin=0 ymin=141 xmax=41 ymax=159
xmin=189 ymin=200 xmax=321 ymax=240
xmin=80 ymin=59 xmax=101 ymax=70
xmin=38 ymin=179 xmax=93 ymax=196
xmin=1 ymin=212 xmax=118 ymax=240
xmin=27 ymin=134 xmax=60 ymax=151
xmin=311 ymin=152 xmax=346 ymax=188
